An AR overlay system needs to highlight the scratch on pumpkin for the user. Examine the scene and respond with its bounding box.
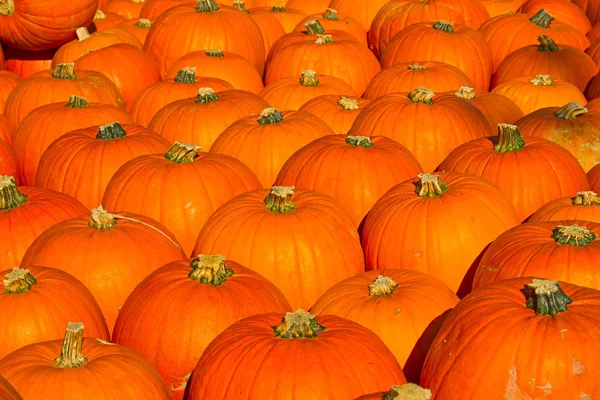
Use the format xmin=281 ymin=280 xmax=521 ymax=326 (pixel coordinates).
xmin=504 ymin=366 xmax=552 ymax=400
xmin=171 ymin=373 xmax=191 ymax=392
xmin=572 ymin=357 xmax=586 ymax=376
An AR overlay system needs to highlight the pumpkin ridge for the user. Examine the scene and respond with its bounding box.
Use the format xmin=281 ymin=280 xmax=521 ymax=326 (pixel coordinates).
xmin=525 ymin=279 xmax=572 ymax=316
xmin=188 ymin=254 xmax=234 ymax=285
xmin=164 ymin=142 xmax=202 ymax=163
xmin=96 ymin=122 xmax=127 ymax=140
xmin=572 ymin=191 xmax=600 ymax=206
xmin=3 ymin=267 xmax=37 ymax=294
xmin=414 ymin=173 xmax=448 ymax=197
xmin=551 ymin=224 xmax=596 ymax=245
xmin=494 ymin=124 xmax=525 ymax=152
xmin=272 ymin=309 xmax=325 ymax=338
xmin=53 ymin=322 xmax=88 ymax=368
xmin=265 ymin=185 xmax=296 ymax=213
xmin=0 ymin=176 xmax=27 ymax=210
xmin=554 ymin=102 xmax=587 ymax=120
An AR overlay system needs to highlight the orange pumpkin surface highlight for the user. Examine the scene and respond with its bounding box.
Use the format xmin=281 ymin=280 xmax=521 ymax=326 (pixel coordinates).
xmin=105 ymin=0 xmax=146 ymax=19
xmin=92 ymin=9 xmax=127 ymax=31
xmin=117 ymin=18 xmax=154 ymax=45
xmin=298 ymin=95 xmax=370 ymax=134
xmin=529 ymin=191 xmax=600 ymax=223
xmin=451 ymin=86 xmax=524 ymax=131
xmin=254 ymin=6 xmax=306 ymax=34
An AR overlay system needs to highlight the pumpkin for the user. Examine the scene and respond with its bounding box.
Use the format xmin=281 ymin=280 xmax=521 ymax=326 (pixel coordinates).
xmin=252 ymin=6 xmax=306 ymax=33
xmin=572 ymin=0 xmax=600 ymax=25
xmin=102 ymin=142 xmax=262 ymax=255
xmin=21 ymin=206 xmax=186 ymax=332
xmin=140 ymin=0 xmax=189 ymax=18
xmin=348 ymin=88 xmax=492 ymax=172
xmin=356 ymin=384 xmax=432 ymax=400
xmin=0 ymin=0 xmax=97 ymax=50
xmin=194 ymin=186 xmax=365 ymax=308
xmin=529 ymin=191 xmax=600 ymax=223
xmin=147 ymin=88 xmax=269 ymax=150
xmin=0 ymin=266 xmax=109 ymax=359
xmin=587 ymin=71 xmax=600 ymax=99
xmin=4 ymin=47 xmax=56 ymax=78
xmin=186 ymin=309 xmax=406 ymax=399
xmin=274 ymin=135 xmax=423 ymax=227
xmin=420 ymin=278 xmax=600 ymax=398
xmin=35 ymin=122 xmax=171 ymax=210
xmin=73 ymin=43 xmax=161 ymax=107
xmin=589 ymin=164 xmax=600 ymax=191
xmin=91 ymin=9 xmax=127 ymax=31
xmin=0 ymin=71 xmax=21 ymax=113
xmin=588 ymin=22 xmax=600 ymax=42
xmin=491 ymin=74 xmax=587 ymax=115
xmin=0 ymin=322 xmax=170 ymax=399
xmin=210 ymin=108 xmax=334 ymax=188
xmin=516 ymin=102 xmax=600 ymax=171
xmin=144 ymin=0 xmax=265 ymax=76
xmin=478 ymin=9 xmax=590 ymax=72
xmin=0 ymin=116 xmax=15 ymax=146
xmin=129 ymin=67 xmax=234 ymax=126
xmin=0 ymin=176 xmax=88 ymax=270
xmin=240 ymin=3 xmax=286 ymax=55
xmin=492 ymin=35 xmax=597 ymax=93
xmin=0 ymin=141 xmax=18 ymax=184
xmin=0 ymin=375 xmax=20 ymax=400
xmin=294 ymin=8 xmax=367 ymax=44
xmin=451 ymin=86 xmax=525 ymax=130
xmin=517 ymin=0 xmax=592 ymax=34
xmin=112 ymin=254 xmax=291 ymax=399
xmin=477 ymin=0 xmax=525 ymax=17
xmin=364 ymin=62 xmax=473 ymax=100
xmin=328 ymin=0 xmax=404 ymax=30
xmin=105 ymin=0 xmax=146 ymax=19
xmin=4 ymin=63 xmax=125 ymax=130
xmin=588 ymin=97 xmax=600 ymax=111
xmin=260 ymin=70 xmax=357 ymax=111
xmin=311 ymin=270 xmax=459 ymax=382
xmin=117 ymin=18 xmax=153 ymax=45
xmin=285 ymin=0 xmax=329 ymax=15
xmin=298 ymin=95 xmax=371 ymax=134
xmin=361 ymin=172 xmax=521 ymax=296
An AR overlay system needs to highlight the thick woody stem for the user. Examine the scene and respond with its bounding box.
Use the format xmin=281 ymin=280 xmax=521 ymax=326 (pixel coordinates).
xmin=188 ymin=254 xmax=234 ymax=285
xmin=264 ymin=186 xmax=296 ymax=213
xmin=368 ymin=275 xmax=399 ymax=296
xmin=174 ymin=67 xmax=197 ymax=84
xmin=258 ymin=108 xmax=284 ymax=124
xmin=0 ymin=0 xmax=15 ymax=16
xmin=88 ymin=206 xmax=117 ymax=229
xmin=135 ymin=18 xmax=152 ymax=28
xmin=0 ymin=176 xmax=27 ymax=210
xmin=323 ymin=8 xmax=339 ymax=20
xmin=455 ymin=86 xmax=476 ymax=100
xmin=53 ymin=322 xmax=88 ymax=368
xmin=530 ymin=9 xmax=555 ymax=28
xmin=494 ymin=124 xmax=525 ymax=152
xmin=314 ymin=34 xmax=335 ymax=44
xmin=432 ymin=20 xmax=454 ymax=33
xmin=572 ymin=191 xmax=600 ymax=206
xmin=551 ymin=224 xmax=596 ymax=246
xmin=94 ymin=9 xmax=106 ymax=20
xmin=272 ymin=309 xmax=325 ymax=338
xmin=554 ymin=102 xmax=588 ymax=120
xmin=408 ymin=88 xmax=435 ymax=105
xmin=52 ymin=63 xmax=77 ymax=80
xmin=383 ymin=383 xmax=433 ymax=400
xmin=525 ymin=279 xmax=572 ymax=316
xmin=304 ymin=19 xmax=325 ymax=34
xmin=196 ymin=0 xmax=219 ymax=12
xmin=195 ymin=87 xmax=220 ymax=103
xmin=96 ymin=122 xmax=127 ymax=140
xmin=205 ymin=49 xmax=224 ymax=58
xmin=338 ymin=96 xmax=359 ymax=110
xmin=530 ymin=74 xmax=553 ymax=86
xmin=414 ymin=173 xmax=448 ymax=197
xmin=76 ymin=27 xmax=91 ymax=41
xmin=3 ymin=267 xmax=37 ymax=294
xmin=537 ymin=35 xmax=559 ymax=52
xmin=300 ymin=70 xmax=319 ymax=86
xmin=346 ymin=135 xmax=372 ymax=147
xmin=408 ymin=64 xmax=426 ymax=71
xmin=65 ymin=96 xmax=90 ymax=108
xmin=164 ymin=142 xmax=202 ymax=163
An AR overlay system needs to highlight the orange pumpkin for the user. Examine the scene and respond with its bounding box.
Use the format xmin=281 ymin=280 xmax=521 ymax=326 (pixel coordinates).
xmin=140 ymin=0 xmax=189 ymax=18
xmin=0 ymin=141 xmax=18 ymax=184
xmin=587 ymin=70 xmax=600 ymax=99
xmin=0 ymin=266 xmax=109 ymax=359
xmin=328 ymin=0 xmax=405 ymax=30
xmin=117 ymin=18 xmax=154 ymax=45
xmin=529 ymin=191 xmax=600 ymax=223
xmin=147 ymin=88 xmax=269 ymax=149
xmin=573 ymin=0 xmax=600 ymax=25
xmin=589 ymin=163 xmax=600 ymax=191
xmin=477 ymin=0 xmax=525 ymax=17
xmin=298 ymin=95 xmax=371 ymax=134
xmin=589 ymin=22 xmax=600 ymax=42
xmin=241 ymin=4 xmax=287 ymax=55
xmin=112 ymin=254 xmax=292 ymax=399
xmin=311 ymin=270 xmax=459 ymax=382
xmin=0 ymin=375 xmax=21 ymax=400
xmin=91 ymin=9 xmax=127 ymax=31
xmin=451 ymin=86 xmax=524 ymax=130
xmin=0 ymin=71 xmax=21 ymax=113
xmin=0 ymin=117 xmax=15 ymax=146
xmin=588 ymin=97 xmax=600 ymax=111
xmin=4 ymin=47 xmax=56 ymax=78
xmin=294 ymin=8 xmax=367 ymax=44
xmin=253 ymin=6 xmax=307 ymax=33
xmin=356 ymin=384 xmax=432 ymax=400
xmin=105 ymin=0 xmax=146 ymax=19
xmin=285 ymin=0 xmax=329 ymax=15
xmin=517 ymin=0 xmax=592 ymax=34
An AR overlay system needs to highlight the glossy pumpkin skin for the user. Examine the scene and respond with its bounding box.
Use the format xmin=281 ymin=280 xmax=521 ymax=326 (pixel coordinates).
xmin=247 ymin=7 xmax=287 ymax=55
xmin=361 ymin=172 xmax=521 ymax=296
xmin=298 ymin=95 xmax=371 ymax=135
xmin=0 ymin=141 xmax=18 ymax=183
xmin=450 ymin=87 xmax=525 ymax=130
xmin=112 ymin=258 xmax=292 ymax=400
xmin=91 ymin=10 xmax=128 ymax=31
xmin=311 ymin=269 xmax=459 ymax=382
xmin=105 ymin=0 xmax=146 ymax=19
xmin=186 ymin=312 xmax=406 ymax=399
xmin=529 ymin=192 xmax=600 ymax=223
xmin=0 ymin=71 xmax=21 ymax=113
xmin=517 ymin=0 xmax=592 ymax=34
xmin=420 ymin=277 xmax=600 ymax=398
xmin=590 ymin=164 xmax=600 ymax=192
xmin=193 ymin=188 xmax=365 ymax=309
xmin=476 ymin=0 xmax=525 ymax=17
xmin=0 ymin=266 xmax=110 ymax=360
xmin=327 ymin=0 xmax=393 ymax=30
xmin=117 ymin=18 xmax=154 ymax=45
xmin=0 ymin=375 xmax=21 ymax=400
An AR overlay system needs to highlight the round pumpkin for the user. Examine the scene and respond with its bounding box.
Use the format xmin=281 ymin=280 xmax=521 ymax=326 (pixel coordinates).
xmin=139 ymin=0 xmax=189 ymax=18
xmin=0 ymin=140 xmax=18 ymax=184
xmin=0 ymin=116 xmax=15 ymax=146
xmin=589 ymin=164 xmax=600 ymax=192
xmin=105 ymin=0 xmax=146 ymax=19
xmin=451 ymin=86 xmax=525 ymax=130
xmin=588 ymin=97 xmax=600 ymax=111
xmin=0 ymin=71 xmax=21 ymax=113
xmin=285 ymin=0 xmax=329 ymax=15
xmin=0 ymin=266 xmax=110 ymax=360
xmin=572 ymin=0 xmax=600 ymax=25
xmin=477 ymin=0 xmax=525 ymax=17
xmin=112 ymin=254 xmax=292 ymax=399
xmin=0 ymin=375 xmax=21 ymax=400
xmin=253 ymin=6 xmax=306 ymax=33
xmin=588 ymin=21 xmax=600 ymax=42
xmin=586 ymin=71 xmax=600 ymax=99
xmin=327 ymin=0 xmax=400 ymax=30
xmin=356 ymin=384 xmax=432 ymax=400
xmin=294 ymin=8 xmax=367 ymax=44
xmin=529 ymin=191 xmax=600 ymax=223
xmin=517 ymin=0 xmax=592 ymax=34
xmin=91 ymin=10 xmax=127 ymax=31
xmin=4 ymin=47 xmax=56 ymax=78
xmin=298 ymin=95 xmax=371 ymax=134
xmin=116 ymin=18 xmax=154 ymax=45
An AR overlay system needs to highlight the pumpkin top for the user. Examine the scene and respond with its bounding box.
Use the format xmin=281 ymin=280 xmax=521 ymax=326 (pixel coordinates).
xmin=432 ymin=20 xmax=454 ymax=33
xmin=530 ymin=74 xmax=553 ymax=86
xmin=265 ymin=185 xmax=296 ymax=213
xmin=537 ymin=35 xmax=559 ymax=52
xmin=66 ymin=95 xmax=90 ymax=108
xmin=0 ymin=0 xmax=15 ymax=16
xmin=530 ymin=9 xmax=555 ymax=28
xmin=299 ymin=70 xmax=319 ymax=86
xmin=407 ymin=64 xmax=426 ymax=71
xmin=89 ymin=206 xmax=117 ymax=229
xmin=383 ymin=383 xmax=432 ymax=400
xmin=554 ymin=102 xmax=588 ymax=120
xmin=454 ymin=86 xmax=476 ymax=100
xmin=346 ymin=135 xmax=372 ymax=147
xmin=233 ymin=0 xmax=248 ymax=12
xmin=205 ymin=49 xmax=224 ymax=58
xmin=368 ymin=275 xmax=399 ymax=297
xmin=338 ymin=96 xmax=359 ymax=110
xmin=164 ymin=142 xmax=202 ymax=163
xmin=174 ymin=67 xmax=197 ymax=84
xmin=196 ymin=0 xmax=219 ymax=12
xmin=76 ymin=27 xmax=92 ymax=41
xmin=258 ymin=108 xmax=284 ymax=124
xmin=314 ymin=34 xmax=335 ymax=44
xmin=94 ymin=9 xmax=106 ymax=20
xmin=188 ymin=254 xmax=234 ymax=285
xmin=573 ymin=191 xmax=600 ymax=206
xmin=270 ymin=6 xmax=285 ymax=12
xmin=52 ymin=63 xmax=77 ymax=80
xmin=135 ymin=18 xmax=152 ymax=28
xmin=196 ymin=87 xmax=220 ymax=103
xmin=323 ymin=8 xmax=339 ymax=21
xmin=494 ymin=124 xmax=525 ymax=152
xmin=0 ymin=176 xmax=28 ymax=211
xmin=272 ymin=309 xmax=325 ymax=339
xmin=415 ymin=173 xmax=448 ymax=197
xmin=552 ymin=224 xmax=596 ymax=246
xmin=526 ymin=279 xmax=572 ymax=316
xmin=96 ymin=122 xmax=127 ymax=140
xmin=54 ymin=322 xmax=88 ymax=368
xmin=3 ymin=267 xmax=37 ymax=294
xmin=408 ymin=88 xmax=435 ymax=105
xmin=304 ymin=19 xmax=325 ymax=34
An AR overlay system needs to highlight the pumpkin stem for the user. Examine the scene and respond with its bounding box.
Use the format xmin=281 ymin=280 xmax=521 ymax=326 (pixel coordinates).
xmin=537 ymin=35 xmax=559 ymax=52
xmin=174 ymin=67 xmax=197 ymax=84
xmin=383 ymin=383 xmax=432 ymax=400
xmin=415 ymin=173 xmax=448 ymax=197
xmin=304 ymin=19 xmax=325 ymax=34
xmin=196 ymin=0 xmax=219 ymax=12
xmin=369 ymin=275 xmax=399 ymax=297
xmin=195 ymin=87 xmax=220 ymax=103
xmin=205 ymin=49 xmax=224 ymax=58
xmin=135 ymin=18 xmax=152 ymax=28
xmin=346 ymin=135 xmax=373 ymax=147
xmin=52 ymin=63 xmax=77 ymax=80
xmin=314 ymin=34 xmax=335 ymax=44
xmin=3 ymin=267 xmax=37 ymax=294
xmin=432 ymin=20 xmax=454 ymax=33
xmin=96 ymin=122 xmax=126 ymax=140
xmin=572 ymin=191 xmax=600 ymax=206
xmin=272 ymin=309 xmax=325 ymax=338
xmin=454 ymin=86 xmax=476 ymax=100
xmin=531 ymin=74 xmax=553 ymax=86
xmin=494 ymin=124 xmax=525 ymax=152
xmin=94 ymin=9 xmax=106 ymax=20
xmin=270 ymin=6 xmax=285 ymax=12
xmin=525 ymin=279 xmax=572 ymax=316
xmin=554 ymin=102 xmax=587 ymax=120
xmin=408 ymin=88 xmax=435 ymax=105
xmin=233 ymin=0 xmax=248 ymax=12
xmin=265 ymin=185 xmax=296 ymax=213
xmin=65 ymin=95 xmax=90 ymax=108
xmin=407 ymin=64 xmax=426 ymax=71
xmin=53 ymin=322 xmax=88 ymax=368
xmin=258 ymin=108 xmax=284 ymax=124
xmin=338 ymin=96 xmax=359 ymax=110
xmin=164 ymin=142 xmax=202 ymax=163
xmin=88 ymin=206 xmax=117 ymax=229
xmin=0 ymin=176 xmax=27 ymax=210
xmin=299 ymin=70 xmax=319 ymax=86
xmin=0 ymin=0 xmax=15 ymax=16
xmin=76 ymin=27 xmax=91 ymax=41
xmin=188 ymin=254 xmax=234 ymax=285
xmin=551 ymin=224 xmax=596 ymax=246
xmin=323 ymin=8 xmax=339 ymax=20
xmin=530 ymin=9 xmax=554 ymax=28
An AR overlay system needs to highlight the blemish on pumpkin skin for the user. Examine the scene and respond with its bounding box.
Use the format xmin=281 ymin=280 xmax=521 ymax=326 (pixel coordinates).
xmin=504 ymin=366 xmax=553 ymax=399
xmin=572 ymin=357 xmax=586 ymax=375
xmin=580 ymin=393 xmax=591 ymax=400
xmin=170 ymin=373 xmax=191 ymax=392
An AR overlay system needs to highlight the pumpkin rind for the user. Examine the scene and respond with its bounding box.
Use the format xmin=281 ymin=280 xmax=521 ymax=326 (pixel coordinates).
xmin=529 ymin=191 xmax=600 ymax=223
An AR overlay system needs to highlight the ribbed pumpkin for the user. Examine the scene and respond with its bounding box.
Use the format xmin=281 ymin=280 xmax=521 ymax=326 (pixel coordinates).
xmin=587 ymin=71 xmax=600 ymax=99
xmin=112 ymin=254 xmax=291 ymax=399
xmin=260 ymin=70 xmax=357 ymax=111
xmin=517 ymin=0 xmax=592 ymax=34
xmin=0 ymin=176 xmax=88 ymax=270
xmin=420 ymin=278 xmax=600 ymax=398
xmin=573 ymin=0 xmax=600 ymax=25
xmin=92 ymin=9 xmax=127 ymax=31
xmin=298 ymin=95 xmax=371 ymax=134
xmin=361 ymin=172 xmax=521 ymax=296
xmin=588 ymin=22 xmax=600 ymax=42
xmin=516 ymin=102 xmax=600 ymax=171
xmin=491 ymin=74 xmax=587 ymax=115
xmin=472 ymin=0 xmax=525 ymax=17
xmin=241 ymin=3 xmax=287 ymax=55
xmin=311 ymin=270 xmax=459 ymax=382
xmin=0 ymin=141 xmax=18 ymax=183
xmin=492 ymin=35 xmax=597 ymax=92
xmin=451 ymin=86 xmax=524 ymax=130
xmin=438 ymin=124 xmax=591 ymax=221
xmin=275 ymin=135 xmax=422 ymax=227
xmin=356 ymin=384 xmax=432 ymax=400
xmin=0 ymin=71 xmax=21 ymax=113
xmin=105 ymin=0 xmax=146 ymax=19
xmin=328 ymin=0 xmax=405 ymax=30
xmin=147 ymin=88 xmax=269 ymax=150
xmin=294 ymin=8 xmax=367 ymax=44
xmin=144 ymin=0 xmax=265 ymax=76
xmin=139 ymin=0 xmax=189 ymax=18
xmin=210 ymin=108 xmax=334 ymax=188
xmin=102 ymin=142 xmax=262 ymax=255
xmin=4 ymin=63 xmax=125 ymax=129
xmin=348 ymin=88 xmax=492 ymax=172
xmin=529 ymin=191 xmax=600 ymax=223
xmin=588 ymin=97 xmax=600 ymax=111
xmin=589 ymin=164 xmax=600 ymax=191
xmin=186 ymin=309 xmax=406 ymax=399
xmin=0 ymin=322 xmax=170 ymax=399
xmin=117 ymin=18 xmax=153 ymax=44
xmin=0 ymin=116 xmax=13 ymax=146
xmin=35 ymin=122 xmax=171 ymax=210
xmin=285 ymin=0 xmax=329 ymax=15
xmin=0 ymin=266 xmax=109 ymax=359
xmin=381 ymin=21 xmax=493 ymax=91
xmin=0 ymin=375 xmax=21 ymax=400
xmin=252 ymin=6 xmax=306 ymax=33
xmin=364 ymin=62 xmax=473 ymax=100
xmin=4 ymin=47 xmax=56 ymax=79
xmin=194 ymin=186 xmax=365 ymax=308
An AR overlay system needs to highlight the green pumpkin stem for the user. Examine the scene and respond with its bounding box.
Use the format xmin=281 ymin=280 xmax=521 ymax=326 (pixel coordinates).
xmin=196 ymin=0 xmax=219 ymax=12
xmin=383 ymin=383 xmax=433 ymax=400
xmin=0 ymin=0 xmax=15 ymax=16
xmin=272 ymin=309 xmax=325 ymax=338
xmin=531 ymin=74 xmax=553 ymax=86
xmin=346 ymin=135 xmax=373 ymax=147
xmin=3 ymin=267 xmax=37 ymax=294
xmin=76 ymin=27 xmax=91 ymax=41
xmin=323 ymin=8 xmax=339 ymax=20
xmin=258 ymin=108 xmax=284 ymax=124
xmin=408 ymin=88 xmax=435 ymax=105
xmin=233 ymin=0 xmax=248 ymax=12
xmin=415 ymin=173 xmax=449 ymax=197
xmin=164 ymin=142 xmax=202 ymax=163
xmin=53 ymin=322 xmax=88 ymax=368
xmin=554 ymin=102 xmax=588 ymax=120
xmin=300 ymin=70 xmax=319 ymax=86
xmin=530 ymin=9 xmax=555 ymax=28
xmin=135 ymin=18 xmax=152 ymax=28
xmin=174 ymin=67 xmax=197 ymax=84
xmin=52 ymin=63 xmax=77 ymax=80
xmin=265 ymin=186 xmax=296 ymax=213
xmin=205 ymin=49 xmax=224 ymax=58
xmin=314 ymin=34 xmax=335 ymax=44
xmin=526 ymin=279 xmax=572 ymax=316
xmin=65 ymin=95 xmax=90 ymax=108
xmin=270 ymin=6 xmax=285 ymax=12
xmin=88 ymin=206 xmax=117 ymax=229
xmin=454 ymin=86 xmax=476 ymax=100
xmin=494 ymin=124 xmax=525 ymax=152
xmin=537 ymin=35 xmax=559 ymax=52
xmin=0 ymin=176 xmax=27 ymax=210
xmin=195 ymin=87 xmax=220 ymax=103
xmin=188 ymin=254 xmax=234 ymax=285
xmin=432 ymin=20 xmax=454 ymax=33
xmin=338 ymin=96 xmax=359 ymax=110
xmin=407 ymin=64 xmax=426 ymax=71
xmin=304 ymin=19 xmax=325 ymax=34
xmin=573 ymin=191 xmax=600 ymax=206
xmin=96 ymin=122 xmax=127 ymax=140
xmin=552 ymin=224 xmax=596 ymax=246
xmin=369 ymin=275 xmax=399 ymax=297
